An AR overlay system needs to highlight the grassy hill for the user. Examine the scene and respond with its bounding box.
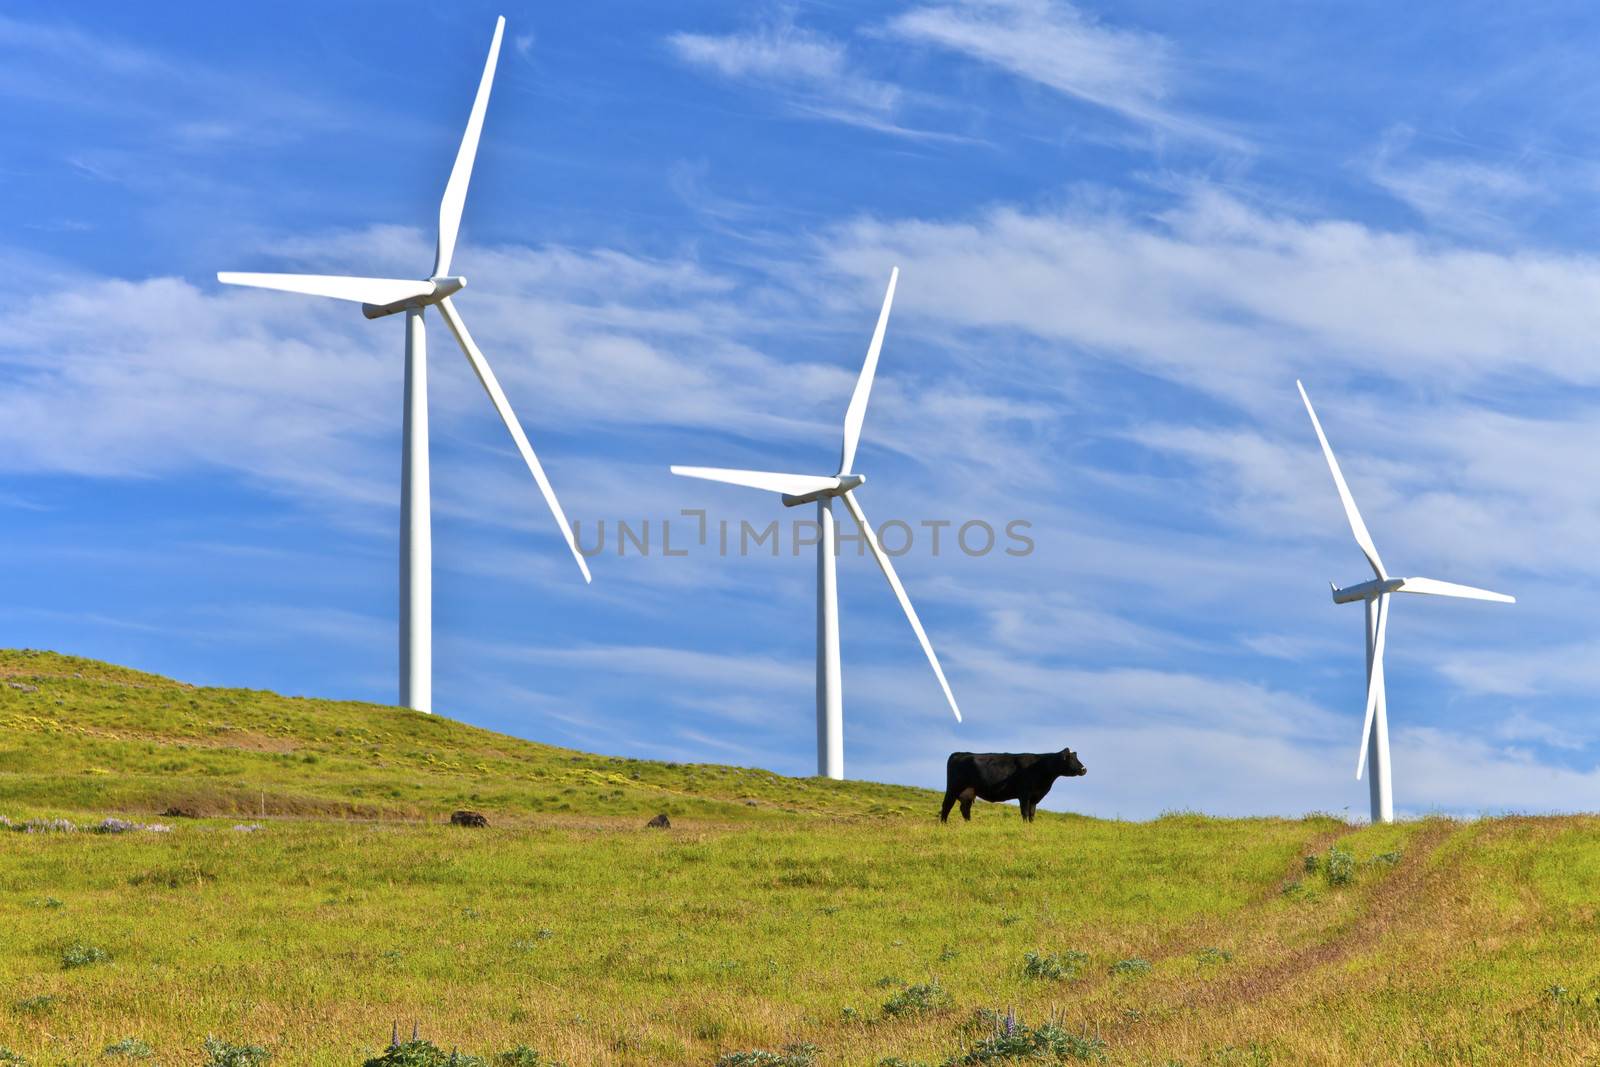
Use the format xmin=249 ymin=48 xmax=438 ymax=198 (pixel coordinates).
xmin=3 ymin=650 xmax=1600 ymax=1066
xmin=0 ymin=649 xmax=925 ymax=822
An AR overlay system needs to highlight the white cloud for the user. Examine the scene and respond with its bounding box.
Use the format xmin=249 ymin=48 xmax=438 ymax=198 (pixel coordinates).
xmin=826 ymin=187 xmax=1600 ymax=399
xmin=0 ymin=12 xmax=358 ymax=150
xmin=668 ymin=14 xmax=908 ymax=120
xmin=1367 ymin=126 xmax=1547 ymax=238
xmin=1494 ymin=711 xmax=1590 ymax=752
xmin=666 ymin=13 xmax=963 ymax=140
xmin=0 ymin=233 xmax=816 ymax=512
xmin=1398 ymin=726 xmax=1600 ymax=814
xmin=1438 ymin=638 xmax=1600 ymax=698
xmin=888 ymin=0 xmax=1234 ymax=145
xmin=670 ymin=17 xmax=898 ymax=114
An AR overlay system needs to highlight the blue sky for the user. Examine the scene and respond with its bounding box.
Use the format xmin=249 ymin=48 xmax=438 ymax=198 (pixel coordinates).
xmin=7 ymin=2 xmax=1600 ymax=819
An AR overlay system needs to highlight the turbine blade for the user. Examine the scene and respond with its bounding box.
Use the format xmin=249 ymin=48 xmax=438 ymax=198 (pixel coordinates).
xmin=839 ymin=490 xmax=963 ymax=723
xmin=436 ymin=297 xmax=591 ymax=584
xmin=1298 ymin=380 xmax=1387 ymax=580
xmin=669 ymin=467 xmax=841 ymax=497
xmin=839 ymin=267 xmax=898 ymax=476
xmin=1399 ymin=577 xmax=1515 ymax=604
xmin=1356 ymin=594 xmax=1390 ymax=780
xmin=433 ymin=16 xmax=506 ymax=277
xmin=217 ymin=272 xmax=433 ymax=306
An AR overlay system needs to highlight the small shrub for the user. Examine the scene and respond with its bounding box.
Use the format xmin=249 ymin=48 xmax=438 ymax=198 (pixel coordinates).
xmin=951 ymin=1026 xmax=1035 ymax=1064
xmin=1033 ymin=1025 xmax=1108 ymax=1063
xmin=1302 ymin=854 xmax=1320 ymax=874
xmin=104 ymin=1037 xmax=155 ymax=1059
xmin=201 ymin=1036 xmax=270 ymax=1067
xmin=493 ymin=1048 xmax=562 ymax=1067
xmin=13 ymin=994 xmax=55 ymax=1015
xmin=874 ymin=975 xmax=906 ymax=988
xmin=1023 ymin=949 xmax=1089 ymax=981
xmin=364 ymin=1040 xmax=488 ymax=1067
xmin=958 ymin=1008 xmax=1011 ymax=1037
xmin=26 ymin=897 xmax=63 ymax=909
xmin=0 ymin=1048 xmax=28 ymax=1065
xmin=1371 ymin=850 xmax=1402 ymax=867
xmin=1109 ymin=958 xmax=1151 ymax=977
xmin=946 ymin=1017 xmax=1107 ymax=1064
xmin=62 ymin=942 xmax=109 ymax=969
xmin=883 ymin=980 xmax=951 ymax=1018
xmin=1324 ymin=846 xmax=1356 ymax=887
xmin=1196 ymin=947 xmax=1233 ymax=965
xmin=715 ymin=1044 xmax=819 ymax=1067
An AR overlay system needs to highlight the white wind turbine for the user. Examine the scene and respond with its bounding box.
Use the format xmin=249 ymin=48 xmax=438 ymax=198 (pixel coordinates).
xmin=218 ymin=18 xmax=590 ymax=714
xmin=671 ymin=268 xmax=962 ymax=780
xmin=1298 ymin=380 xmax=1513 ymax=823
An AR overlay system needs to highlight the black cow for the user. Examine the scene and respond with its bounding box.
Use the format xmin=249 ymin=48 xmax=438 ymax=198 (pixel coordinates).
xmin=940 ymin=748 xmax=1087 ymax=823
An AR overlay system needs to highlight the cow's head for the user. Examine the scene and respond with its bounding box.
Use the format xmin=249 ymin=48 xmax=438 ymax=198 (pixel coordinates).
xmin=1057 ymin=747 xmax=1087 ymax=777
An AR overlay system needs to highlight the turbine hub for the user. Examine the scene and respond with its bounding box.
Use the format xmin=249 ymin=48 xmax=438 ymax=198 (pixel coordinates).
xmin=362 ymin=276 xmax=467 ymax=319
xmin=781 ymin=473 xmax=866 ymax=508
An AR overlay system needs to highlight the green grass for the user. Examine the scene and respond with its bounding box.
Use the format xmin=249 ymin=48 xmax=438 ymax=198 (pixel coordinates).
xmin=4 ymin=650 xmax=1600 ymax=1064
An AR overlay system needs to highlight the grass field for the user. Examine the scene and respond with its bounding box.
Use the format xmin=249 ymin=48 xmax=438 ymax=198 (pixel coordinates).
xmin=4 ymin=650 xmax=1600 ymax=1065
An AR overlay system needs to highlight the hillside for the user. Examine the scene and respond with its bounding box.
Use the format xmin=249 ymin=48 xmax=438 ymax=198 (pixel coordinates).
xmin=0 ymin=649 xmax=928 ymax=822
xmin=4 ymin=651 xmax=1600 ymax=1066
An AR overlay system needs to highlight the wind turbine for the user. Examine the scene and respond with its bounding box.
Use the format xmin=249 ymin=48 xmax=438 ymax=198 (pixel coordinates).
xmin=218 ymin=18 xmax=590 ymax=714
xmin=1298 ymin=380 xmax=1513 ymax=823
xmin=671 ymin=268 xmax=962 ymax=780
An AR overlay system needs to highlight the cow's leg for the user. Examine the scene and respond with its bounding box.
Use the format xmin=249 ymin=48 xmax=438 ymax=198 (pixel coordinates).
xmin=959 ymin=787 xmax=977 ymax=821
xmin=940 ymin=790 xmax=957 ymax=823
xmin=1021 ymin=799 xmax=1034 ymax=822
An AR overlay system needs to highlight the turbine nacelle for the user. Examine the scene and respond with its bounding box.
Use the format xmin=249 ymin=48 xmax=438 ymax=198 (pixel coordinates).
xmin=1330 ymin=577 xmax=1404 ymax=604
xmin=1330 ymin=575 xmax=1516 ymax=605
xmin=782 ymin=474 xmax=865 ymax=508
xmin=362 ymin=276 xmax=467 ymax=319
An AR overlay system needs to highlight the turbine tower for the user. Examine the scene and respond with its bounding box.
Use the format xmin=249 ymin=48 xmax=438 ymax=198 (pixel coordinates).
xmin=1298 ymin=381 xmax=1513 ymax=822
xmin=672 ymin=269 xmax=962 ymax=780
xmin=218 ymin=18 xmax=590 ymax=713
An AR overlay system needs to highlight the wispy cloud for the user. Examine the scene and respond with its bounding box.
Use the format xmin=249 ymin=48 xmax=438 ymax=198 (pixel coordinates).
xmin=1437 ymin=638 xmax=1600 ymax=698
xmin=888 ymin=0 xmax=1239 ymax=147
xmin=1495 ymin=711 xmax=1590 ymax=753
xmin=825 ymin=186 xmax=1600 ymax=402
xmin=667 ymin=11 xmax=960 ymax=140
xmin=0 ymin=12 xmax=353 ymax=149
xmin=1367 ymin=126 xmax=1546 ymax=239
xmin=671 ymin=15 xmax=899 ymax=114
xmin=672 ymin=11 xmax=902 ymax=113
